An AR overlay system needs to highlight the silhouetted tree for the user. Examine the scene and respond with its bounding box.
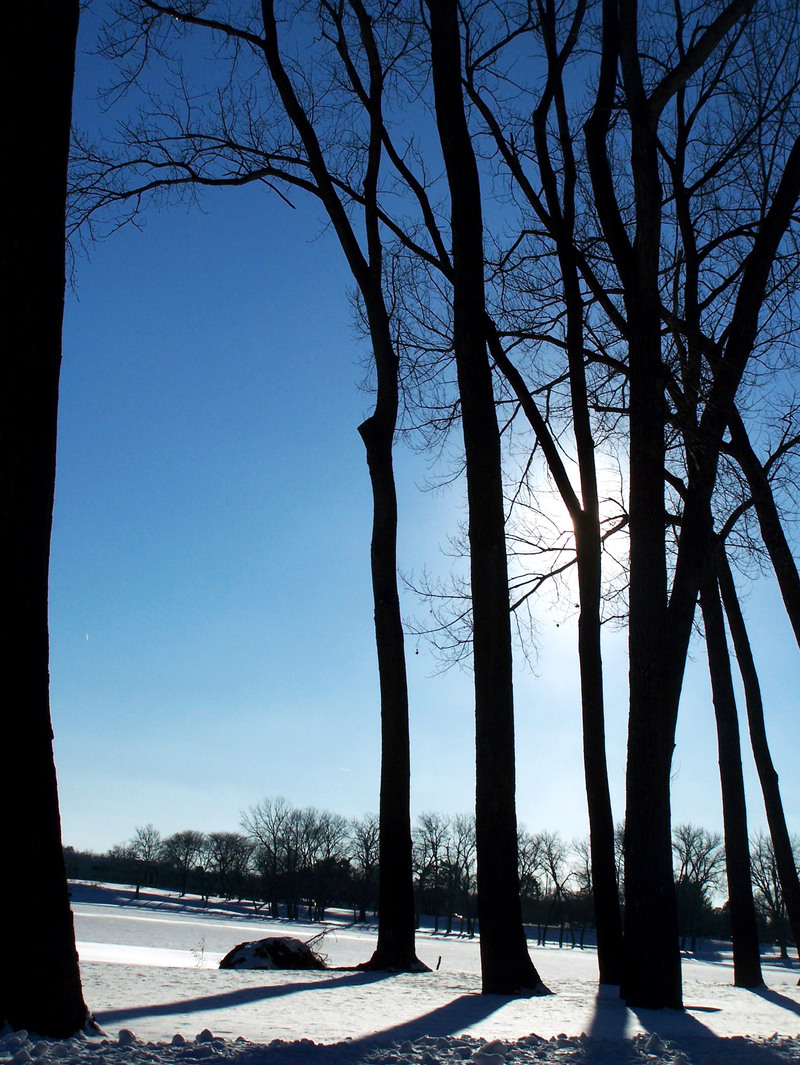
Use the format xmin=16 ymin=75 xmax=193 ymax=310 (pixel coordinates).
xmin=349 ymin=814 xmax=379 ymax=922
xmin=586 ymin=0 xmax=800 ymax=1007
xmin=206 ymin=832 xmax=253 ymax=901
xmin=699 ymin=565 xmax=762 ymax=986
xmin=672 ymin=824 xmax=725 ymax=954
xmin=0 ymin=0 xmax=88 ymax=1037
xmin=718 ymin=553 xmax=800 ymax=960
xmin=414 ymin=812 xmax=451 ymax=932
xmin=110 ymin=823 xmax=163 ymax=896
xmin=77 ymin=0 xmax=423 ymax=970
xmin=463 ymin=0 xmax=624 ymax=983
xmin=162 ymin=830 xmax=206 ymax=897
xmin=750 ymin=830 xmax=799 ymax=960
xmin=426 ymin=0 xmax=545 ymax=994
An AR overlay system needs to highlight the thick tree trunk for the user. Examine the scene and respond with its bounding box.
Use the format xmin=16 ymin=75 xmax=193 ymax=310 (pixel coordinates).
xmin=717 ymin=551 xmax=800 ymax=959
xmin=699 ymin=565 xmax=762 ymax=987
xmin=467 ymin=0 xmax=623 ymax=982
xmin=426 ymin=0 xmax=543 ymax=995
xmin=0 ymin=0 xmax=88 ymax=1037
xmin=586 ymin=0 xmax=800 ymax=1011
xmin=583 ymin=0 xmax=683 ymax=1009
xmin=622 ymin=244 xmax=683 ymax=1009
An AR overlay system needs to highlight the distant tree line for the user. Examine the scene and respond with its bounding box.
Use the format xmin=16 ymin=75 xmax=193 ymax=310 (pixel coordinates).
xmin=64 ymin=804 xmax=799 ymax=955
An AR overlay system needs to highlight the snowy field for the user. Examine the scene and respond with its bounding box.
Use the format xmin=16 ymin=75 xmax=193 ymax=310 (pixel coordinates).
xmin=5 ymin=883 xmax=800 ymax=1064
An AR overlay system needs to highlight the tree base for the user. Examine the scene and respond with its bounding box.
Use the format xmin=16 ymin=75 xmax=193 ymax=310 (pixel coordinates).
xmin=480 ymin=979 xmax=552 ymax=996
xmin=356 ymin=949 xmax=430 ymax=973
xmin=480 ymin=955 xmax=551 ymax=996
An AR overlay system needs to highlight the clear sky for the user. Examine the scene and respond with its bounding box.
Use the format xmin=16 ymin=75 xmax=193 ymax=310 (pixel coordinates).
xmin=53 ymin=8 xmax=800 ymax=856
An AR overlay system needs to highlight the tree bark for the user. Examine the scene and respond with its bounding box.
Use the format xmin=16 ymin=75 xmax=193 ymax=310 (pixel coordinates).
xmin=426 ymin=0 xmax=544 ymax=994
xmin=0 ymin=0 xmax=88 ymax=1037
xmin=717 ymin=550 xmax=800 ymax=960
xmin=699 ymin=564 xmax=763 ymax=987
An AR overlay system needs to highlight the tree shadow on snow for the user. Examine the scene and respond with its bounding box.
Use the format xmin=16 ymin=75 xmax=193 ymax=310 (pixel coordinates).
xmin=580 ymin=983 xmax=799 ymax=1064
xmin=583 ymin=984 xmax=639 ymax=1063
xmin=94 ymin=969 xmax=395 ymax=1025
xmin=97 ymin=981 xmax=507 ymax=1060
xmin=626 ymin=996 xmax=796 ymax=1064
xmin=345 ymin=990 xmax=508 ymax=1045
xmin=751 ymin=985 xmax=800 ymax=1019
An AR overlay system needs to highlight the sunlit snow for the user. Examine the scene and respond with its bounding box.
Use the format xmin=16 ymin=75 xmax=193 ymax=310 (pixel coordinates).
xmin=3 ymin=883 xmax=800 ymax=1064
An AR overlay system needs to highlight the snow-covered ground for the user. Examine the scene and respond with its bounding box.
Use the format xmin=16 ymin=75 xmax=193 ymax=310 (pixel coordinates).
xmin=4 ymin=882 xmax=800 ymax=1064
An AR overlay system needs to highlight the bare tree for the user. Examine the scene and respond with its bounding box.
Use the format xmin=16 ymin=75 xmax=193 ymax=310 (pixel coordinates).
xmin=162 ymin=830 xmax=206 ymax=898
xmin=750 ymin=830 xmax=800 ymax=961
xmin=76 ymin=0 xmax=423 ymax=969
xmin=425 ymin=0 xmax=545 ymax=995
xmin=537 ymin=831 xmax=573 ymax=947
xmin=117 ymin=823 xmax=163 ymax=897
xmin=450 ymin=813 xmax=477 ymax=937
xmin=0 ymin=0 xmax=88 ymax=1036
xmin=414 ymin=812 xmax=451 ymax=932
xmin=242 ymin=795 xmax=292 ymax=917
xmin=585 ymin=0 xmax=800 ymax=1007
xmin=350 ymin=814 xmax=380 ymax=922
xmin=518 ymin=827 xmax=545 ymax=925
xmin=308 ymin=809 xmax=351 ymax=920
xmin=462 ymin=0 xmax=624 ymax=983
xmin=206 ymin=832 xmax=253 ymax=901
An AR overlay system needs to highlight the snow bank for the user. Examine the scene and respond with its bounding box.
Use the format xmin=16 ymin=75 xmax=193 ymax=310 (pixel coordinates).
xmin=3 ymin=1024 xmax=800 ymax=1065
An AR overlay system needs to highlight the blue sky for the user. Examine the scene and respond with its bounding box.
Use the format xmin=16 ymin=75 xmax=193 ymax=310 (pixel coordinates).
xmin=53 ymin=9 xmax=800 ymax=856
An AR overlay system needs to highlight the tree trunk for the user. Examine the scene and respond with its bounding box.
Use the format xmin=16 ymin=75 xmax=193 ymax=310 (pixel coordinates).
xmin=584 ymin=0 xmax=683 ymax=1008
xmin=485 ymin=276 xmax=623 ymax=988
xmin=699 ymin=564 xmax=762 ymax=987
xmin=0 ymin=0 xmax=88 ymax=1037
xmin=357 ymin=410 xmax=421 ymax=971
xmin=717 ymin=550 xmax=800 ymax=959
xmin=574 ymin=514 xmax=623 ymax=985
xmin=727 ymin=406 xmax=800 ymax=649
xmin=426 ymin=0 xmax=544 ymax=995
xmin=620 ymin=182 xmax=683 ymax=1008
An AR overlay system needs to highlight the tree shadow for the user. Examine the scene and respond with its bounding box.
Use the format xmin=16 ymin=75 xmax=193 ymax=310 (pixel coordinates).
xmin=627 ymin=998 xmax=796 ymax=1064
xmin=751 ymin=985 xmax=800 ymax=1019
xmin=344 ymin=991 xmax=514 ymax=1045
xmin=97 ymin=977 xmax=508 ymax=1055
xmin=95 ymin=969 xmax=395 ymax=1024
xmin=583 ymin=984 xmax=638 ymax=1063
xmin=579 ymin=982 xmax=799 ymax=1064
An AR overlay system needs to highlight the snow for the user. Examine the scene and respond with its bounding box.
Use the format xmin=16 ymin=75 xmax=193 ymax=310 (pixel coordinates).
xmin=4 ymin=882 xmax=800 ymax=1064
